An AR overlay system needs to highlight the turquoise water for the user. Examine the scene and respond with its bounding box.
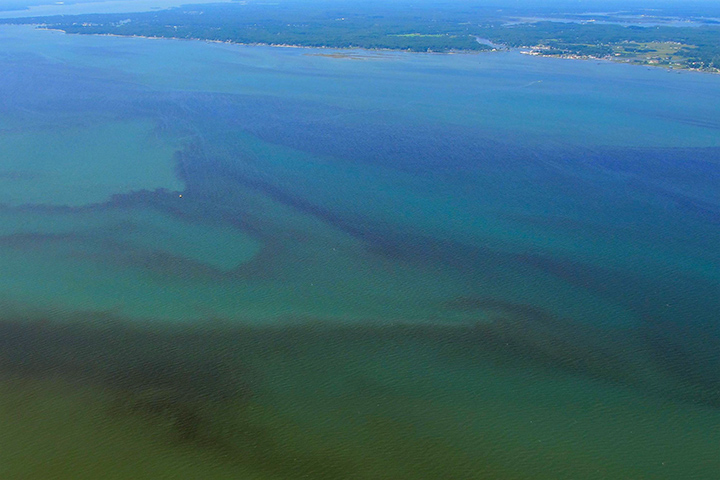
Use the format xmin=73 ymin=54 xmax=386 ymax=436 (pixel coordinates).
xmin=0 ymin=25 xmax=718 ymax=478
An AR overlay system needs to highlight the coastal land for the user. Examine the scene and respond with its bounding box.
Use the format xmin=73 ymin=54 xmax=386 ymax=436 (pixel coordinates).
xmin=2 ymin=1 xmax=720 ymax=73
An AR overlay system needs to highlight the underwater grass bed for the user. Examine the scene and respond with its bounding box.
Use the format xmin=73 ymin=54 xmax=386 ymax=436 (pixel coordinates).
xmin=0 ymin=313 xmax=718 ymax=479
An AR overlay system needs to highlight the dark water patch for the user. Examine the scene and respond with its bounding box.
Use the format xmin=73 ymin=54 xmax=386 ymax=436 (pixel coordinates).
xmin=440 ymin=297 xmax=641 ymax=384
xmin=1 ymin=308 xmax=720 ymax=477
xmin=443 ymin=297 xmax=559 ymax=323
xmin=513 ymin=251 xmax=720 ymax=325
xmin=0 ymin=229 xmax=236 ymax=280
xmin=637 ymin=318 xmax=720 ymax=408
xmin=0 ymin=316 xmax=294 ymax=475
xmin=650 ymin=184 xmax=720 ymax=224
xmin=0 ymin=315 xmax=493 ymax=478
xmin=0 ymin=231 xmax=79 ymax=248
xmin=88 ymin=238 xmax=233 ymax=279
xmin=511 ymin=252 xmax=621 ymax=297
xmin=439 ymin=296 xmax=720 ymax=408
xmin=501 ymin=212 xmax=600 ymax=233
xmin=7 ymin=307 xmax=714 ymax=413
xmin=0 ymin=317 xmax=253 ymax=402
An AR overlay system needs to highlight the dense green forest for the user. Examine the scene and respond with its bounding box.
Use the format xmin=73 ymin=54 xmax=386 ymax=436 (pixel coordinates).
xmin=2 ymin=2 xmax=496 ymax=52
xmin=3 ymin=1 xmax=719 ymax=70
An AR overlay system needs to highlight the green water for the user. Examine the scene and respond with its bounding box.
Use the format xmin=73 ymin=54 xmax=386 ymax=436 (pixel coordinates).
xmin=0 ymin=25 xmax=718 ymax=478
xmin=0 ymin=119 xmax=181 ymax=206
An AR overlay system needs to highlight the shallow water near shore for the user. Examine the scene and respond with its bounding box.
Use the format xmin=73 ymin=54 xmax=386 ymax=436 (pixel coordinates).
xmin=0 ymin=25 xmax=718 ymax=478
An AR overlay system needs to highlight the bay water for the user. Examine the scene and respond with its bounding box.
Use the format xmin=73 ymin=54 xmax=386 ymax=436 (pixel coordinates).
xmin=0 ymin=25 xmax=718 ymax=479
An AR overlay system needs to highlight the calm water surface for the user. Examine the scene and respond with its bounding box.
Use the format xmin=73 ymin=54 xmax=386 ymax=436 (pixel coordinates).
xmin=0 ymin=0 xmax=236 ymax=18
xmin=0 ymin=25 xmax=718 ymax=479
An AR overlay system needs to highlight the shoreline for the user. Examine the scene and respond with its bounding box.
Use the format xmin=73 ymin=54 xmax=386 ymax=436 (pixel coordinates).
xmin=17 ymin=24 xmax=720 ymax=74
xmin=520 ymin=49 xmax=720 ymax=75
xmin=35 ymin=25 xmax=488 ymax=56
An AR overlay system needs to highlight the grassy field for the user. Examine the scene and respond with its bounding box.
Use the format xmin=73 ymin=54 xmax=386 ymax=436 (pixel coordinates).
xmin=611 ymin=41 xmax=696 ymax=69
